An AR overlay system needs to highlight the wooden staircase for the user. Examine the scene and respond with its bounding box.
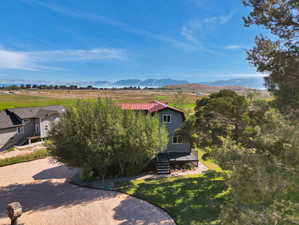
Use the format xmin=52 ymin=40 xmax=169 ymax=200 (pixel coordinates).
xmin=1 ymin=136 xmax=27 ymax=151
xmin=156 ymin=153 xmax=170 ymax=174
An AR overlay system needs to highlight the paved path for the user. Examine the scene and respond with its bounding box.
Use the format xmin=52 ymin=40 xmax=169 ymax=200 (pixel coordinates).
xmin=0 ymin=158 xmax=175 ymax=225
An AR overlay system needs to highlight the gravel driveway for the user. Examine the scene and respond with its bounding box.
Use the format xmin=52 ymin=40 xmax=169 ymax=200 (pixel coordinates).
xmin=0 ymin=158 xmax=175 ymax=225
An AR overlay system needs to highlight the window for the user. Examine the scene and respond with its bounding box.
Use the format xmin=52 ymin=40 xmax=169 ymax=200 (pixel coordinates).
xmin=162 ymin=114 xmax=171 ymax=123
xmin=45 ymin=125 xmax=49 ymax=131
xmin=173 ymin=136 xmax=183 ymax=144
xmin=17 ymin=127 xmax=24 ymax=134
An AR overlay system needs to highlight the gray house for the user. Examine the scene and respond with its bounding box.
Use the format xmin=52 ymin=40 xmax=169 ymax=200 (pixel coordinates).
xmin=118 ymin=101 xmax=198 ymax=173
xmin=0 ymin=106 xmax=65 ymax=150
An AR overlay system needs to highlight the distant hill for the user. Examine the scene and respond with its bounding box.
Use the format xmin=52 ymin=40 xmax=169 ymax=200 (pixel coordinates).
xmin=164 ymin=83 xmax=250 ymax=93
xmin=0 ymin=77 xmax=265 ymax=89
xmin=203 ymin=77 xmax=266 ymax=89
xmin=113 ymin=79 xmax=189 ymax=87
xmin=0 ymin=78 xmax=189 ymax=88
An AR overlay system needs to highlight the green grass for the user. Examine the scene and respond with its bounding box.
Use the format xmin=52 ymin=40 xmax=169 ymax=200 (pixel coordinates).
xmin=0 ymin=149 xmax=49 ymax=167
xmin=114 ymin=149 xmax=226 ymax=225
xmin=2 ymin=147 xmax=16 ymax=153
xmin=197 ymin=149 xmax=223 ymax=172
xmin=115 ymin=173 xmax=229 ymax=225
xmin=0 ymin=94 xmax=81 ymax=110
xmin=0 ymin=93 xmax=196 ymax=115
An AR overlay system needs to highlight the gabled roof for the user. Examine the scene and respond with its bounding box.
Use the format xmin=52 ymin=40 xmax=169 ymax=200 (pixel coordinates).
xmin=117 ymin=101 xmax=185 ymax=119
xmin=0 ymin=105 xmax=65 ymax=129
xmin=0 ymin=110 xmax=22 ymax=129
xmin=8 ymin=105 xmax=65 ymax=119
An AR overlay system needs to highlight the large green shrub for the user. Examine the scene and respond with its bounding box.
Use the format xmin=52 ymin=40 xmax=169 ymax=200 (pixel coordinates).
xmin=47 ymin=99 xmax=168 ymax=180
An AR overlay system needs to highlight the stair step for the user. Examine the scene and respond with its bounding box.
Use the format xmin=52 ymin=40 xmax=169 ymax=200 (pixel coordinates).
xmin=157 ymin=169 xmax=170 ymax=172
xmin=156 ymin=163 xmax=169 ymax=166
xmin=156 ymin=164 xmax=170 ymax=167
xmin=155 ymin=154 xmax=171 ymax=174
xmin=156 ymin=167 xmax=170 ymax=171
xmin=156 ymin=168 xmax=170 ymax=172
xmin=157 ymin=170 xmax=170 ymax=174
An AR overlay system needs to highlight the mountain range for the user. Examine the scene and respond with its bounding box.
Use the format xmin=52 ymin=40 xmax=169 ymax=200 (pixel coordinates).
xmin=0 ymin=77 xmax=266 ymax=89
xmin=203 ymin=77 xmax=265 ymax=89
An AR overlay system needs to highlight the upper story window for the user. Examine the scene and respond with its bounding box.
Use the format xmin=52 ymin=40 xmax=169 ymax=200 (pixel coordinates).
xmin=17 ymin=127 xmax=24 ymax=134
xmin=172 ymin=136 xmax=183 ymax=144
xmin=162 ymin=114 xmax=171 ymax=123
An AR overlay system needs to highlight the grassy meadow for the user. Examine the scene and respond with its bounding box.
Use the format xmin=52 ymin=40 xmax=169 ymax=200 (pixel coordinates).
xmin=0 ymin=90 xmax=198 ymax=113
xmin=0 ymin=94 xmax=80 ymax=111
xmin=115 ymin=150 xmax=226 ymax=225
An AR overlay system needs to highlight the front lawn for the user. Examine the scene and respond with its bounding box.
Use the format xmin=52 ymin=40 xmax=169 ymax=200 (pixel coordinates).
xmin=197 ymin=149 xmax=222 ymax=172
xmin=114 ymin=152 xmax=227 ymax=225
xmin=115 ymin=172 xmax=228 ymax=225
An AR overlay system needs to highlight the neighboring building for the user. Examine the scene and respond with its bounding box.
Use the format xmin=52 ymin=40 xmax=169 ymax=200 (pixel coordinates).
xmin=0 ymin=106 xmax=65 ymax=150
xmin=118 ymin=101 xmax=198 ymax=174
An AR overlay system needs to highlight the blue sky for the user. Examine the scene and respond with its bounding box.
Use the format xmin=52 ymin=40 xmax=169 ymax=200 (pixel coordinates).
xmin=0 ymin=0 xmax=267 ymax=82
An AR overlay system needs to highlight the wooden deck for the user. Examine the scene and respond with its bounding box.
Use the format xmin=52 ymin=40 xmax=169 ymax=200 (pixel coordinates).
xmin=168 ymin=151 xmax=198 ymax=162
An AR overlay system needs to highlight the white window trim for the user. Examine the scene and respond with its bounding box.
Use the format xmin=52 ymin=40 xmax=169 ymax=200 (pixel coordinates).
xmin=172 ymin=135 xmax=183 ymax=144
xmin=162 ymin=114 xmax=172 ymax=124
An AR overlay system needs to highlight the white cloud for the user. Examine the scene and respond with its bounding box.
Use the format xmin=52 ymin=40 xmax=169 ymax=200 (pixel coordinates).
xmin=181 ymin=12 xmax=234 ymax=45
xmin=0 ymin=49 xmax=36 ymax=71
xmin=0 ymin=48 xmax=128 ymax=71
xmin=224 ymin=45 xmax=243 ymax=49
xmin=28 ymin=48 xmax=127 ymax=62
xmin=181 ymin=20 xmax=201 ymax=44
xmin=21 ymin=0 xmax=197 ymax=51
xmin=204 ymin=13 xmax=234 ymax=25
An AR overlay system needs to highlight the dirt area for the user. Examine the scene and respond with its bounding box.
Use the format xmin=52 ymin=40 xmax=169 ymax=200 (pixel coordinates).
xmin=18 ymin=89 xmax=197 ymax=101
xmin=0 ymin=142 xmax=46 ymax=159
xmin=0 ymin=158 xmax=175 ymax=225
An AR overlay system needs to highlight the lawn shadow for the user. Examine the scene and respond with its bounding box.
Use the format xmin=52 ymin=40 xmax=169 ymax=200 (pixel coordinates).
xmin=115 ymin=171 xmax=228 ymax=225
xmin=0 ymin=181 xmax=118 ymax=218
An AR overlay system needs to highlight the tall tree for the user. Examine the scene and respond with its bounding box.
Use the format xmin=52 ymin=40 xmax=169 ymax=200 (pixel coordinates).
xmin=243 ymin=0 xmax=299 ymax=113
xmin=193 ymin=89 xmax=252 ymax=147
xmin=48 ymin=99 xmax=168 ymax=180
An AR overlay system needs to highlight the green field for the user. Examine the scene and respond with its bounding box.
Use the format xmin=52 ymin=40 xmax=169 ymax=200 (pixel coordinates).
xmin=0 ymin=93 xmax=196 ymax=113
xmin=0 ymin=94 xmax=82 ymax=111
xmin=114 ymin=150 xmax=225 ymax=225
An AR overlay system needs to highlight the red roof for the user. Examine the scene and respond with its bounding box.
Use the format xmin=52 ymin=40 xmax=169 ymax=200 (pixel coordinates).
xmin=117 ymin=101 xmax=185 ymax=119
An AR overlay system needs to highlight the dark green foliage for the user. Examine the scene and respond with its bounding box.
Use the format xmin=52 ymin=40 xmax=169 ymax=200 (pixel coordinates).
xmin=48 ymin=99 xmax=168 ymax=180
xmin=115 ymin=173 xmax=228 ymax=225
xmin=179 ymin=89 xmax=299 ymax=224
xmin=217 ymin=118 xmax=299 ymax=225
xmin=193 ymin=90 xmax=254 ymax=147
xmin=243 ymin=0 xmax=299 ymax=114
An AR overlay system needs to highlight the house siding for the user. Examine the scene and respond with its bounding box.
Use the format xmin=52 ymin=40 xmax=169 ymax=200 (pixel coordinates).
xmin=158 ymin=109 xmax=190 ymax=153
xmin=40 ymin=115 xmax=59 ymax=138
xmin=23 ymin=119 xmax=36 ymax=137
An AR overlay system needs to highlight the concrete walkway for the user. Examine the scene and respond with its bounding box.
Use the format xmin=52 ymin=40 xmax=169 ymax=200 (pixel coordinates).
xmin=0 ymin=158 xmax=175 ymax=225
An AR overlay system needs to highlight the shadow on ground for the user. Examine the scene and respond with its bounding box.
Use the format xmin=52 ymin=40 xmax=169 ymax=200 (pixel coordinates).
xmin=113 ymin=196 xmax=175 ymax=225
xmin=114 ymin=171 xmax=229 ymax=225
xmin=0 ymin=181 xmax=118 ymax=218
xmin=33 ymin=165 xmax=72 ymax=180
